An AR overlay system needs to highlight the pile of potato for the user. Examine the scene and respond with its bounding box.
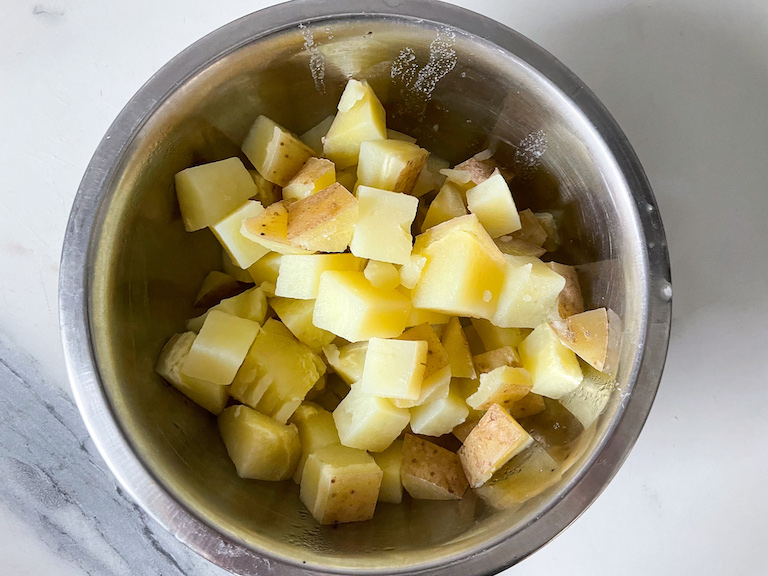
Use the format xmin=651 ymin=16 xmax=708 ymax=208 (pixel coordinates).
xmin=156 ymin=79 xmax=621 ymax=524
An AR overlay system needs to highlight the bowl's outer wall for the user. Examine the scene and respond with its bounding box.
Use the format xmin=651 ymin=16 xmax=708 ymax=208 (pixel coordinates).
xmin=60 ymin=2 xmax=671 ymax=575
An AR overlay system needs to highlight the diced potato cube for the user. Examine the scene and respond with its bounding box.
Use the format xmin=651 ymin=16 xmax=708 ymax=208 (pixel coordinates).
xmin=535 ymin=212 xmax=560 ymax=252
xmin=175 ymin=157 xmax=258 ymax=231
xmin=494 ymin=235 xmax=547 ymax=258
xmin=241 ymin=200 xmax=315 ymax=255
xmin=323 ymin=79 xmax=387 ymax=169
xmin=372 ymin=438 xmax=404 ymax=503
xmin=492 ymin=255 xmax=566 ymax=328
xmin=300 ymin=444 xmax=382 ymax=524
xmin=393 ymin=364 xmax=451 ymax=409
xmin=218 ymin=405 xmax=300 ymax=481
xmin=397 ymin=323 xmax=450 ymax=379
xmin=248 ymin=252 xmax=282 ymax=285
xmin=421 ymin=182 xmax=467 ymax=231
xmin=440 ymin=317 xmax=477 ymax=379
xmin=401 ymin=435 xmax=468 ymax=500
xmin=511 ymin=209 xmax=547 ymax=246
xmin=466 ymin=366 xmax=533 ymax=410
xmin=404 ymin=303 xmax=451 ymax=328
xmin=275 ymin=253 xmax=365 ymax=300
xmin=454 ymin=153 xmax=502 ymax=185
xmin=518 ymin=323 xmax=583 ymax=399
xmin=290 ymin=403 xmax=341 ymax=483
xmin=386 ymin=129 xmax=417 ymax=143
xmin=181 ymin=310 xmax=259 ymax=385
xmin=187 ymin=285 xmax=269 ymax=333
xmin=232 ymin=319 xmax=324 ymax=423
xmin=242 ymin=115 xmax=315 ymax=186
xmin=360 ymin=338 xmax=428 ymax=401
xmin=269 ymin=297 xmax=335 ymax=352
xmin=472 ymin=346 xmax=522 ymax=374
xmin=323 ymin=341 xmax=368 ymax=385
xmin=475 ymin=442 xmax=561 ymax=509
xmin=412 ymin=154 xmax=450 ymax=198
xmin=156 ymin=332 xmax=229 ymax=415
xmin=286 ymin=183 xmax=358 ymax=252
xmin=458 ymin=404 xmax=533 ymax=487
xmin=364 ymin=260 xmax=400 ymax=291
xmin=466 ymin=171 xmax=521 ymax=238
xmin=546 ymin=262 xmax=585 ymax=318
xmin=357 ymin=140 xmax=428 ymax=194
xmin=211 ymin=201 xmax=271 ymax=268
xmin=559 ymin=365 xmax=615 ymax=429
xmin=412 ymin=215 xmax=506 ymax=319
xmin=313 ymin=271 xmax=411 ymax=342
xmin=350 ymin=186 xmax=418 ymax=265
xmin=399 ymin=254 xmax=426 ymax=289
xmin=282 ymin=157 xmax=336 ymax=202
xmin=550 ymin=308 xmax=622 ymax=375
xmin=470 ymin=318 xmax=529 ymax=350
xmin=410 ymin=388 xmax=469 ymax=437
xmin=248 ymin=169 xmax=281 ymax=208
xmin=508 ymin=392 xmax=546 ymax=420
xmin=193 ymin=271 xmax=245 ymax=309
xmin=333 ymin=386 xmax=410 ymax=452
xmin=300 ymin=114 xmax=335 ymax=155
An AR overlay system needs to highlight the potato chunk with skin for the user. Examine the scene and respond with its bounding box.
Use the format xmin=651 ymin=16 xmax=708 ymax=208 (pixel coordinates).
xmin=373 ymin=438 xmax=404 ymax=503
xmin=248 ymin=169 xmax=281 ymax=208
xmin=518 ymin=323 xmax=583 ymax=399
xmin=546 ymin=262 xmax=585 ymax=318
xmin=175 ymin=157 xmax=258 ymax=231
xmin=508 ymin=392 xmax=546 ymax=420
xmin=360 ymin=338 xmax=428 ymax=401
xmin=458 ymin=404 xmax=533 ymax=488
xmin=401 ymin=435 xmax=468 ymax=500
xmin=269 ymin=297 xmax=336 ymax=353
xmin=467 ymin=366 xmax=533 ymax=411
xmin=535 ymin=212 xmax=561 ymax=252
xmin=300 ymin=114 xmax=335 ymax=155
xmin=156 ymin=332 xmax=230 ymax=415
xmin=187 ymin=285 xmax=269 ymax=333
xmin=397 ymin=323 xmax=450 ymax=380
xmin=350 ymin=186 xmax=418 ymax=266
xmin=333 ymin=386 xmax=410 ymax=452
xmin=242 ymin=115 xmax=315 ymax=186
xmin=241 ymin=200 xmax=314 ymax=255
xmin=323 ymin=79 xmax=387 ymax=169
xmin=511 ymin=209 xmax=548 ymax=246
xmin=313 ymin=271 xmax=411 ymax=342
xmin=441 ymin=316 xmax=476 ymax=379
xmin=193 ymin=271 xmax=246 ymax=310
xmin=275 ymin=253 xmax=365 ymax=300
xmin=470 ymin=318 xmax=529 ymax=350
xmin=323 ymin=341 xmax=368 ymax=385
xmin=550 ymin=308 xmax=622 ymax=374
xmin=492 ymin=255 xmax=566 ymax=328
xmin=364 ymin=260 xmax=400 ymax=291
xmin=410 ymin=388 xmax=469 ymax=437
xmin=210 ymin=201 xmax=271 ymax=269
xmin=357 ymin=139 xmax=428 ymax=194
xmin=466 ymin=171 xmax=522 ymax=238
xmin=219 ymin=405 xmax=300 ymax=481
xmin=290 ymin=403 xmax=341 ymax=483
xmin=282 ymin=157 xmax=336 ymax=202
xmin=181 ymin=310 xmax=259 ymax=385
xmin=421 ymin=182 xmax=468 ymax=232
xmin=300 ymin=444 xmax=382 ymax=524
xmin=473 ymin=346 xmax=522 ymax=374
xmin=286 ymin=183 xmax=358 ymax=253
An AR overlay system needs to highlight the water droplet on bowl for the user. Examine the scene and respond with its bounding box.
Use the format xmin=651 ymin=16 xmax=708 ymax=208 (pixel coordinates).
xmin=659 ymin=281 xmax=672 ymax=302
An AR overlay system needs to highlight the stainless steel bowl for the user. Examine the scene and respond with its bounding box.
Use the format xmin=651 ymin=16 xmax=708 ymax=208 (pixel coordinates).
xmin=59 ymin=1 xmax=671 ymax=574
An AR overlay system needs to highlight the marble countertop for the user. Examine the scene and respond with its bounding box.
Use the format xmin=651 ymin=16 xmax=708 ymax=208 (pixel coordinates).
xmin=2 ymin=0 xmax=767 ymax=574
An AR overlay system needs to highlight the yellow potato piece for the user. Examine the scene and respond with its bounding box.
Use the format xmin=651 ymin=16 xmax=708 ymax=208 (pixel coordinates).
xmin=518 ymin=323 xmax=583 ymax=399
xmin=492 ymin=255 xmax=566 ymax=328
xmin=466 ymin=366 xmax=533 ymax=411
xmin=290 ymin=402 xmax=340 ymax=483
xmin=364 ymin=260 xmax=401 ymax=291
xmin=549 ymin=308 xmax=622 ymax=375
xmin=211 ymin=201 xmax=271 ymax=268
xmin=186 ymin=285 xmax=269 ymax=333
xmin=287 ymin=183 xmax=359 ymax=253
xmin=440 ymin=317 xmax=477 ymax=379
xmin=241 ymin=200 xmax=315 ymax=255
xmin=333 ymin=386 xmax=410 ymax=452
xmin=470 ymin=318 xmax=530 ymax=350
xmin=547 ymin=262 xmax=585 ymax=319
xmin=466 ymin=171 xmax=521 ymax=238
xmin=357 ymin=139 xmax=428 ymax=194
xmin=300 ymin=114 xmax=335 ymax=155
xmin=242 ymin=115 xmax=315 ymax=186
xmin=421 ymin=181 xmax=467 ymax=232
xmin=247 ymin=252 xmax=282 ymax=286
xmin=275 ymin=253 xmax=365 ymax=300
xmin=401 ymin=435 xmax=468 ymax=500
xmin=269 ymin=297 xmax=336 ymax=353
xmin=360 ymin=338 xmax=428 ymax=401
xmin=282 ymin=157 xmax=336 ymax=202
xmin=472 ymin=346 xmax=522 ymax=374
xmin=193 ymin=271 xmax=245 ymax=310
xmin=372 ymin=438 xmax=405 ymax=504
xmin=410 ymin=387 xmax=469 ymax=437
xmin=322 ymin=341 xmax=368 ymax=386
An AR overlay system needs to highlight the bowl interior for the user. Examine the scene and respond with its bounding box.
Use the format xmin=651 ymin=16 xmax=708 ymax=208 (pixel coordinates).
xmin=89 ymin=15 xmax=647 ymax=573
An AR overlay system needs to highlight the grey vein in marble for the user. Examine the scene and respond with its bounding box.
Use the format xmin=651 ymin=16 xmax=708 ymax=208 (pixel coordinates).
xmin=0 ymin=333 xmax=229 ymax=576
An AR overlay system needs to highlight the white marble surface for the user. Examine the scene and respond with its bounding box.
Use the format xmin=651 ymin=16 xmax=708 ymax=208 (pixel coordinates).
xmin=1 ymin=0 xmax=767 ymax=574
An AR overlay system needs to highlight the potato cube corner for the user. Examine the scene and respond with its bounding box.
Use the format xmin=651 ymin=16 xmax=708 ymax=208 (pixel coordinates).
xmin=333 ymin=386 xmax=410 ymax=452
xmin=518 ymin=323 xmax=583 ymax=399
xmin=401 ymin=435 xmax=468 ymax=500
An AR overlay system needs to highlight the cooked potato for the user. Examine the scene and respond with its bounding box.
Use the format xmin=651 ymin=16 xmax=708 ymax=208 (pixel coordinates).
xmin=372 ymin=438 xmax=405 ymax=503
xmin=518 ymin=323 xmax=583 ymax=399
xmin=386 ymin=129 xmax=417 ymax=143
xmin=394 ymin=365 xmax=451 ymax=409
xmin=300 ymin=444 xmax=382 ymax=524
xmin=247 ymin=252 xmax=282 ymax=286
xmin=364 ymin=260 xmax=400 ymax=291
xmin=492 ymin=255 xmax=566 ymax=328
xmin=187 ymin=285 xmax=268 ymax=333
xmin=248 ymin=169 xmax=281 ymax=208
xmin=323 ymin=79 xmax=387 ymax=169
xmin=219 ymin=405 xmax=300 ymax=481
xmin=412 ymin=154 xmax=450 ymax=198
xmin=469 ymin=318 xmax=529 ymax=350
xmin=466 ymin=171 xmax=521 ymax=238
xmin=241 ymin=200 xmax=314 ymax=255
xmin=508 ymin=392 xmax=546 ymax=420
xmin=458 ymin=403 xmax=533 ymax=488
xmin=421 ymin=182 xmax=467 ymax=231
xmin=357 ymin=139 xmax=428 ymax=194
xmin=466 ymin=366 xmax=532 ymax=411
xmin=453 ymin=153 xmax=500 ymax=185
xmin=401 ymin=435 xmax=469 ymax=500
xmin=313 ymin=271 xmax=411 ymax=342
xmin=440 ymin=316 xmax=476 ymax=379
xmin=211 ymin=201 xmax=271 ymax=268
xmin=546 ymin=262 xmax=585 ymax=318
xmin=286 ymin=183 xmax=358 ymax=253
xmin=333 ymin=386 xmax=410 ymax=452
xmin=452 ymin=418 xmax=478 ymax=443
xmin=494 ymin=235 xmax=547 ymax=258
xmin=323 ymin=341 xmax=368 ymax=385
xmin=360 ymin=338 xmax=428 ymax=401
xmin=401 ymin=295 xmax=451 ymax=328
xmin=511 ymin=209 xmax=548 ymax=246
xmin=275 ymin=253 xmax=365 ymax=300
xmin=300 ymin=114 xmax=335 ymax=155
xmin=391 ymin=322 xmax=451 ymax=408
xmin=242 ymin=115 xmax=315 ymax=186
xmin=290 ymin=402 xmax=341 ymax=483
xmin=193 ymin=271 xmax=246 ymax=310
xmin=282 ymin=157 xmax=336 ymax=202
xmin=156 ymin=332 xmax=230 ymax=415
xmin=472 ymin=346 xmax=522 ymax=374
xmin=181 ymin=310 xmax=260 ymax=385
xmin=175 ymin=157 xmax=258 ymax=232
xmin=534 ymin=212 xmax=560 ymax=252
xmin=350 ymin=185 xmax=418 ymax=265
xmin=399 ymin=254 xmax=427 ymax=289
xmin=559 ymin=365 xmax=615 ymax=429
xmin=550 ymin=308 xmax=622 ymax=375
xmin=410 ymin=387 xmax=469 ymax=437
xmin=269 ymin=297 xmax=336 ymax=352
